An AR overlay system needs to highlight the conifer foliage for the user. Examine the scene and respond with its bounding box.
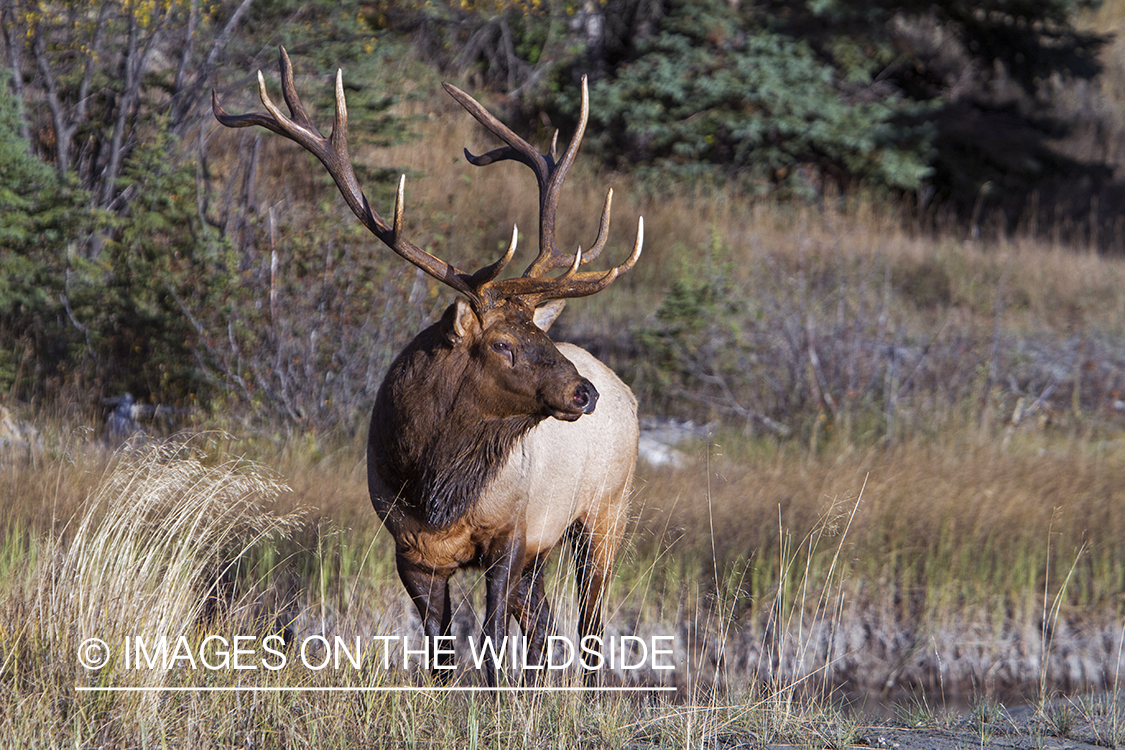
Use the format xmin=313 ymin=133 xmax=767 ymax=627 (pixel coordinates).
xmin=570 ymin=0 xmax=1104 ymax=201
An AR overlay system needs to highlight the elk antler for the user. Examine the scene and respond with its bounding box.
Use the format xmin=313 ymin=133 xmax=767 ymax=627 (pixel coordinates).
xmin=212 ymin=47 xmax=515 ymax=308
xmin=444 ymin=78 xmax=643 ymax=309
xmin=212 ymin=48 xmax=641 ymax=312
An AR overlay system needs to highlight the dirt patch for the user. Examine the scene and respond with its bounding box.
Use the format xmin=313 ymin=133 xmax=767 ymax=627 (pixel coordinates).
xmin=843 ymin=698 xmax=1124 ymax=750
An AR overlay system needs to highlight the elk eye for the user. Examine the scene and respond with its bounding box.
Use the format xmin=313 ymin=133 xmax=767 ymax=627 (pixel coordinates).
xmin=491 ymin=340 xmax=514 ymax=362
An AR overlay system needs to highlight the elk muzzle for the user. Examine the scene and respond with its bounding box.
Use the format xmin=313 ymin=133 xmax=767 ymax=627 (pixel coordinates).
xmin=547 ymin=377 xmax=599 ymax=421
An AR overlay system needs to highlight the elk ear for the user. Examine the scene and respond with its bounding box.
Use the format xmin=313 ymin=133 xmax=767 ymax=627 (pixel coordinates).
xmin=444 ymin=297 xmax=481 ymax=344
xmin=532 ymin=299 xmax=566 ymax=332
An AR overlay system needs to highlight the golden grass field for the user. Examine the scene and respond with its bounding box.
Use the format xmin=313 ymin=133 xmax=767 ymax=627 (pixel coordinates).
xmin=3 ymin=399 xmax=1125 ymax=745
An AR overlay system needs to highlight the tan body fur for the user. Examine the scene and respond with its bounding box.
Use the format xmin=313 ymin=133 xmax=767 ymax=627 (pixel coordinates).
xmin=370 ymin=343 xmax=637 ymax=574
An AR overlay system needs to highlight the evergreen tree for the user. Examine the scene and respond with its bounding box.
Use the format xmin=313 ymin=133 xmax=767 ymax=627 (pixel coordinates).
xmin=755 ymin=0 xmax=1107 ymax=213
xmin=556 ymin=0 xmax=1106 ymax=208
xmin=0 ymin=68 xmax=95 ymax=394
xmin=580 ymin=0 xmax=935 ymax=196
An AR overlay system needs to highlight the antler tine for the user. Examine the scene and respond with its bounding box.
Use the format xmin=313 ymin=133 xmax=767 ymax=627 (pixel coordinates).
xmin=516 ymin=75 xmax=593 ymax=279
xmin=526 ymin=186 xmax=612 ymax=274
xmin=578 ymin=188 xmax=614 ymax=265
xmin=571 ymin=187 xmax=616 ymax=266
xmin=465 ymin=224 xmax=520 ymax=289
xmin=277 ymin=47 xmax=316 ymax=133
xmin=445 ymin=75 xmax=643 ymax=307
xmin=214 ymin=48 xmax=487 ymax=304
xmin=484 ymin=215 xmax=643 ymax=308
xmin=443 ymin=82 xmax=551 ymax=186
xmin=444 ymin=79 xmax=597 ymax=279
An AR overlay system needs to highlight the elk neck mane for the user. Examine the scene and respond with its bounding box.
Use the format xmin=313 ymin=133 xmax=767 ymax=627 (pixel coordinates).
xmin=368 ymin=319 xmax=544 ymax=529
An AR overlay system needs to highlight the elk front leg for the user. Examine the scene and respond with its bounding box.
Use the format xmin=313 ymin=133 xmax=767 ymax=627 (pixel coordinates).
xmin=482 ymin=536 xmax=526 ymax=687
xmin=396 ymin=556 xmax=454 ymax=680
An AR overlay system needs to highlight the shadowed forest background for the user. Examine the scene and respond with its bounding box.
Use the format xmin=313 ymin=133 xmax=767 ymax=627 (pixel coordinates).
xmin=4 ymin=2 xmax=1125 ymax=746
xmin=2 ymin=0 xmax=1124 ymax=434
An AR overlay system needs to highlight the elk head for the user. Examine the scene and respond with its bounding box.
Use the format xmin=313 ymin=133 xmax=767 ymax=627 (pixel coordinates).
xmin=212 ymin=48 xmax=640 ymax=424
xmin=442 ymin=297 xmax=598 ymax=422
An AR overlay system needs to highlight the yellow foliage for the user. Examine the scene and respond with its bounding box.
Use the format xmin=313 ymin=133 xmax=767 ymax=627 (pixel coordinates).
xmin=12 ymin=0 xmax=193 ymax=33
xmin=454 ymin=0 xmax=590 ymax=15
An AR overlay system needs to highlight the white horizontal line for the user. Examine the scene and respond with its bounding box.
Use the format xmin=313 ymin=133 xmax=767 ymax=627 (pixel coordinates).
xmin=76 ymin=685 xmax=676 ymax=693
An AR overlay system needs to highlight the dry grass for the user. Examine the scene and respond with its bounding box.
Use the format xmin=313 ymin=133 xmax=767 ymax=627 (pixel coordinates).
xmin=626 ymin=427 xmax=1125 ymax=700
xmin=1 ymin=410 xmax=1124 ymax=745
xmin=0 ymin=438 xmax=305 ymax=741
xmin=0 ymin=437 xmax=864 ymax=748
xmin=641 ymin=432 xmax=1125 ymax=593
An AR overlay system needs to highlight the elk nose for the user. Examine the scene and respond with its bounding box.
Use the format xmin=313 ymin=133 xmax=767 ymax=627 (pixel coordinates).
xmin=573 ymin=381 xmax=599 ymax=414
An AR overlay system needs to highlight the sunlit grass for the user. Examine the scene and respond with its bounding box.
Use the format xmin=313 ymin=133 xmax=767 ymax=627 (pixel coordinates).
xmin=2 ymin=409 xmax=1125 ymax=745
xmin=0 ymin=437 xmax=873 ymax=747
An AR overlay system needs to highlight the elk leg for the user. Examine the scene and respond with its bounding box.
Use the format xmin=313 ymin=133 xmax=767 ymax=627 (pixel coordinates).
xmin=571 ymin=517 xmax=623 ymax=686
xmin=482 ymin=537 xmax=526 ymax=687
xmin=396 ymin=556 xmax=454 ymax=681
xmin=512 ymin=555 xmax=555 ymax=683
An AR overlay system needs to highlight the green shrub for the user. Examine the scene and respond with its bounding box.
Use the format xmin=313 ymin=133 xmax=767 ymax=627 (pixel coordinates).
xmin=0 ymin=69 xmax=99 ymax=395
xmin=575 ymin=0 xmax=936 ymax=196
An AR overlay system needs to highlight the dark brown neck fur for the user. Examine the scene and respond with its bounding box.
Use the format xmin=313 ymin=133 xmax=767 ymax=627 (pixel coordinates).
xmin=368 ymin=321 xmax=544 ymax=529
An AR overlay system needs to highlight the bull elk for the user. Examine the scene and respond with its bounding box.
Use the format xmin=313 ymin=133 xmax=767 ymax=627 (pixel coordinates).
xmin=214 ymin=49 xmax=642 ymax=685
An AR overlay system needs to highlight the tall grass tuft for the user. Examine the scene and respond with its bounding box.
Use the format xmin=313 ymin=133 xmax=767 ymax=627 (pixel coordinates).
xmin=15 ymin=439 xmax=301 ymax=701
